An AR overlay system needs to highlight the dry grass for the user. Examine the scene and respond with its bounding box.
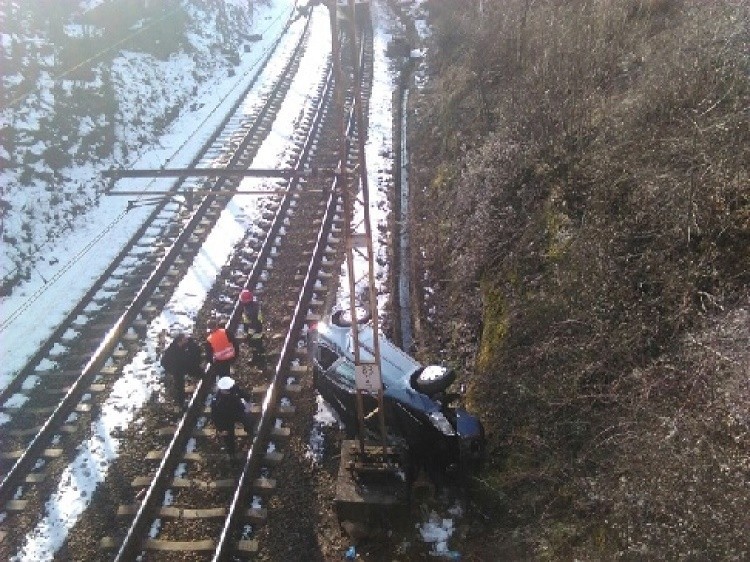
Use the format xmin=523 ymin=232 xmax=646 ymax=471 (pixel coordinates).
xmin=409 ymin=0 xmax=749 ymax=557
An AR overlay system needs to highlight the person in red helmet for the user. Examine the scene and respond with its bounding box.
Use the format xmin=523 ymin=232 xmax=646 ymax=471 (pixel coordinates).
xmin=204 ymin=318 xmax=238 ymax=380
xmin=239 ymin=289 xmax=265 ymax=367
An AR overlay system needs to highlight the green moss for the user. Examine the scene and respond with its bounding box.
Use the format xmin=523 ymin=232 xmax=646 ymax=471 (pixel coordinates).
xmin=544 ymin=197 xmax=573 ymax=263
xmin=538 ymin=522 xmax=580 ymax=561
xmin=429 ymin=163 xmax=458 ymax=195
xmin=478 ymin=280 xmax=508 ymax=373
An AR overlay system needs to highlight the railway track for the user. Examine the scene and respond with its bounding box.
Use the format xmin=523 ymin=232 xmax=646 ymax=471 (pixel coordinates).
xmin=1 ymin=4 xmax=375 ymax=561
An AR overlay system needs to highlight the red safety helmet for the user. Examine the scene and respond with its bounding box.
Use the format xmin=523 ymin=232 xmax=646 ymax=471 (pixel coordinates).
xmin=239 ymin=289 xmax=253 ymax=303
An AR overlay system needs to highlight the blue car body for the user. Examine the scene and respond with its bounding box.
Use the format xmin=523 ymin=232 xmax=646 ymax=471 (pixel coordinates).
xmin=310 ymin=314 xmax=485 ymax=480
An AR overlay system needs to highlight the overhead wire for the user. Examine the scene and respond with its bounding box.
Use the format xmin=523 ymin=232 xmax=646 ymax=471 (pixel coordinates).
xmin=1 ymin=2 xmax=300 ymax=331
xmin=0 ymin=207 xmax=132 ymax=333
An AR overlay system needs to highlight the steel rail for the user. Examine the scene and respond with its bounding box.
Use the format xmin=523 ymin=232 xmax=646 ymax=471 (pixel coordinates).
xmin=0 ymin=171 xmax=234 ymax=506
xmin=116 ymin=21 xmax=368 ymax=561
xmin=104 ymin=167 xmax=337 ymax=179
xmin=115 ymin=15 xmax=371 ymax=561
xmin=213 ymin=145 xmax=345 ymax=562
xmin=112 ymin=31 xmax=338 ymax=562
xmin=213 ymin=27 xmax=369 ymax=562
xmin=0 ymin=7 xmax=308 ymax=507
xmin=0 ymin=4 xmax=301 ymax=410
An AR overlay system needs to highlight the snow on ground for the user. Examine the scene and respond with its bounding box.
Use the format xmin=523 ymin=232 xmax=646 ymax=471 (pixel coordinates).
xmin=307 ymin=0 xmax=398 ymax=461
xmin=0 ymin=0 xmax=297 ymax=388
xmin=8 ymin=4 xmax=332 ymax=561
xmin=311 ymin=1 xmax=462 ymax=557
xmin=2 ymin=0 xmax=459 ymax=557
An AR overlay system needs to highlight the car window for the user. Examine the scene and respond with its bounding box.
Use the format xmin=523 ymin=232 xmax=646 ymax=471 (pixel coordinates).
xmin=330 ymin=357 xmax=395 ymax=391
xmin=342 ymin=327 xmax=419 ymax=389
xmin=331 ymin=357 xmax=355 ymax=384
xmin=317 ymin=344 xmax=339 ymax=370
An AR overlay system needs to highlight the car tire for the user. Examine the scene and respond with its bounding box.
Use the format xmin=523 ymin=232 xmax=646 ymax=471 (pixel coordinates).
xmin=411 ymin=365 xmax=456 ymax=396
xmin=331 ymin=307 xmax=371 ymax=327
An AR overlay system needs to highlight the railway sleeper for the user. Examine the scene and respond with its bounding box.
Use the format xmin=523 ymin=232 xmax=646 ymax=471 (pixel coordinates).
xmin=2 ymin=401 xmax=91 ymax=415
xmin=112 ymin=275 xmax=148 ymax=289
xmin=204 ymin=208 xmax=223 ymax=221
xmin=31 ymin=368 xmax=80 ymax=379
xmin=145 ymin=449 xmax=284 ymax=467
xmin=129 ymin=476 xmax=275 ymax=495
xmin=38 ymin=381 xmax=105 ymax=396
xmin=289 ymin=364 xmax=308 ymax=377
xmin=115 ymin=505 xmax=267 ymax=524
xmin=156 ymin=427 xmax=252 ymax=438
xmin=53 ymin=356 xmax=98 ymax=371
xmin=156 ymin=422 xmax=288 ymax=440
xmin=264 ymin=450 xmax=284 ymax=465
xmin=6 ymin=423 xmax=79 ymax=437
xmin=112 ymin=346 xmax=132 ymax=361
xmin=286 ymin=382 xmax=302 ymax=394
xmin=130 ymin=314 xmax=148 ymax=335
xmin=149 ymin=290 xmax=170 ymax=305
xmin=99 ymin=537 xmax=216 ymax=552
xmin=121 ymin=329 xmax=141 ymax=346
xmin=79 ymin=316 xmax=120 ymax=332
xmin=0 ymin=448 xmax=63 ymax=461
xmin=99 ymin=365 xmax=120 ymax=377
xmin=241 ymin=402 xmax=295 ymax=417
xmin=141 ymin=304 xmax=159 ymax=319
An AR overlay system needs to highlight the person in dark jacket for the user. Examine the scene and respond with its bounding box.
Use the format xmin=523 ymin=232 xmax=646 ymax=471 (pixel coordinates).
xmin=160 ymin=332 xmax=203 ymax=409
xmin=204 ymin=318 xmax=239 ymax=380
xmin=210 ymin=376 xmax=255 ymax=464
xmin=239 ymin=289 xmax=265 ymax=367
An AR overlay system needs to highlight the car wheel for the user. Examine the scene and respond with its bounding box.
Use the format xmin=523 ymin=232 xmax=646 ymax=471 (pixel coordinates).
xmin=331 ymin=307 xmax=371 ymax=327
xmin=411 ymin=365 xmax=456 ymax=396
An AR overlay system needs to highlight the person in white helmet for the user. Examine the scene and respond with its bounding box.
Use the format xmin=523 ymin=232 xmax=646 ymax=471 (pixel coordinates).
xmin=210 ymin=376 xmax=254 ymax=465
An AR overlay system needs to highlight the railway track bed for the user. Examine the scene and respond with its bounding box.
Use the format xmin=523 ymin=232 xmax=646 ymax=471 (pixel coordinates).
xmin=0 ymin=3 xmax=461 ymax=560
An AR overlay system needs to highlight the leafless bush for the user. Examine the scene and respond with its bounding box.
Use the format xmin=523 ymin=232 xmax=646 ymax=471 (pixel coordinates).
xmin=410 ymin=0 xmax=749 ymax=556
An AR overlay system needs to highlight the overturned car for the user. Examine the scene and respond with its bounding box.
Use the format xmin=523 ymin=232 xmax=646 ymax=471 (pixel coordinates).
xmin=309 ymin=309 xmax=485 ymax=484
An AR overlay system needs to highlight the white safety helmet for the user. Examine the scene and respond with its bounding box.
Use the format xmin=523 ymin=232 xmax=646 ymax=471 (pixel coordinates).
xmin=217 ymin=376 xmax=235 ymax=391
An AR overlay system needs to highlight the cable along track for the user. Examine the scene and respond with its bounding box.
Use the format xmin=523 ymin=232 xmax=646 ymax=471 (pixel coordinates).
xmin=0 ymin=11 xmax=317 ymax=558
xmin=107 ymin=25 xmax=374 ymax=562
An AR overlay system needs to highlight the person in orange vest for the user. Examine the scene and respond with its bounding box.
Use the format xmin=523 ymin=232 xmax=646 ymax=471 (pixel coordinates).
xmin=204 ymin=318 xmax=239 ymax=380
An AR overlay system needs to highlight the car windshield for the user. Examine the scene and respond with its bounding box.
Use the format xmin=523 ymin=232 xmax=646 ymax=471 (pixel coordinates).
xmin=331 ymin=354 xmax=414 ymax=390
xmin=346 ymin=328 xmax=419 ymax=389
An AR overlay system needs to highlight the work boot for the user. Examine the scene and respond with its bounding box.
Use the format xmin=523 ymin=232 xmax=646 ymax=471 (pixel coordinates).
xmin=230 ymin=454 xmax=241 ymax=469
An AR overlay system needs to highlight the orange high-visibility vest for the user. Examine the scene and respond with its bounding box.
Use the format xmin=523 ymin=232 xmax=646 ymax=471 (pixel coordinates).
xmin=207 ymin=329 xmax=235 ymax=361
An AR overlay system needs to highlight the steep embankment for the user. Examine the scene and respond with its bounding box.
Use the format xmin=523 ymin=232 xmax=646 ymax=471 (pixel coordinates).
xmin=409 ymin=0 xmax=749 ymax=558
xmin=1 ymin=0 xmax=259 ymax=292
